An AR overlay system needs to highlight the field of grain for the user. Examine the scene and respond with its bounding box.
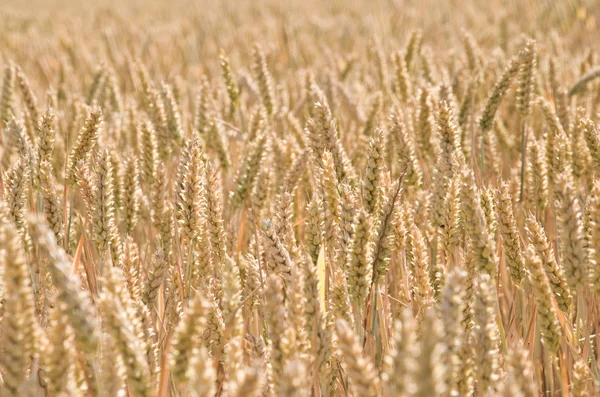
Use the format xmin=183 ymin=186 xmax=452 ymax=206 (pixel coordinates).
xmin=1 ymin=0 xmax=600 ymax=396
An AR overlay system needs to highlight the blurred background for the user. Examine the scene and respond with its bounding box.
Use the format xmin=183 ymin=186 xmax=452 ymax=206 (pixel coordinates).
xmin=0 ymin=0 xmax=597 ymax=107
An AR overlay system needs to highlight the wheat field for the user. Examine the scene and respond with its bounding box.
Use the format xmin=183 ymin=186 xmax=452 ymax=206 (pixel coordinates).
xmin=1 ymin=0 xmax=600 ymax=396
